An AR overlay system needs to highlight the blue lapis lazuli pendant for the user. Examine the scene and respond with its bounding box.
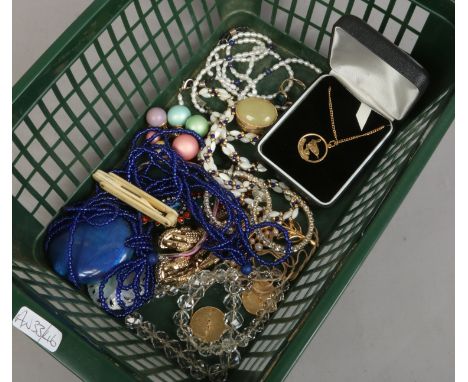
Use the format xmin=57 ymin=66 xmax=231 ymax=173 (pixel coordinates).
xmin=47 ymin=217 xmax=134 ymax=285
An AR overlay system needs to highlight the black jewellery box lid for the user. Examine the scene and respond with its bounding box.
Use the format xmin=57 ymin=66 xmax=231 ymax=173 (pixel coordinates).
xmin=258 ymin=15 xmax=429 ymax=206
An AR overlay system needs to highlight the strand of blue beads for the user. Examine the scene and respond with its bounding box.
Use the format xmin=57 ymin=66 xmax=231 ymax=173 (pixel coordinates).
xmin=45 ymin=124 xmax=293 ymax=316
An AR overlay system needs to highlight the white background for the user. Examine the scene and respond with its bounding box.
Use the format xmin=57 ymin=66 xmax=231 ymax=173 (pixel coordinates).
xmin=12 ymin=1 xmax=454 ymax=381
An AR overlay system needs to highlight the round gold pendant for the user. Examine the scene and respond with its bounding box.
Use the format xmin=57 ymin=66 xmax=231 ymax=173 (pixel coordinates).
xmin=251 ymin=280 xmax=275 ymax=295
xmin=297 ymin=133 xmax=328 ymax=163
xmin=189 ymin=306 xmax=228 ymax=343
xmin=242 ymin=290 xmax=266 ymax=315
xmin=235 ymin=97 xmax=278 ymax=134
xmin=241 ymin=281 xmax=276 ymax=315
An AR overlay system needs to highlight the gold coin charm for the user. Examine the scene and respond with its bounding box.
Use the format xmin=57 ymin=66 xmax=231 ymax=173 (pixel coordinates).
xmin=190 ymin=306 xmax=228 ymax=343
xmin=242 ymin=290 xmax=267 ymax=315
xmin=251 ymin=280 xmax=275 ymax=295
xmin=297 ymin=133 xmax=329 ymax=163
xmin=242 ymin=281 xmax=276 ymax=315
xmin=235 ymin=97 xmax=278 ymax=134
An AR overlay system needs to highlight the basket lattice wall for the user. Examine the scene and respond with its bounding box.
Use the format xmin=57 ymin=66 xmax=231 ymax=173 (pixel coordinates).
xmin=12 ymin=1 xmax=454 ymax=381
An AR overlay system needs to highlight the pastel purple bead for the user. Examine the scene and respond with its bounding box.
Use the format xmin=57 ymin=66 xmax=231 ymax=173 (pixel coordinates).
xmin=146 ymin=107 xmax=167 ymax=127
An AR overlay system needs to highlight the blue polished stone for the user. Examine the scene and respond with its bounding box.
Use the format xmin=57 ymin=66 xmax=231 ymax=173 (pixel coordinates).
xmin=48 ymin=217 xmax=134 ymax=285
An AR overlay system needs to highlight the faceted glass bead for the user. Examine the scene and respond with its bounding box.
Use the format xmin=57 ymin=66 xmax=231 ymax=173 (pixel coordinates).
xmin=245 ymin=328 xmax=256 ymax=340
xmin=224 ymin=311 xmax=243 ymax=329
xmin=154 ymin=289 xmax=166 ymax=299
xmin=176 ymin=327 xmax=187 ymax=341
xmin=226 ymin=350 xmax=241 ymax=368
xmin=225 ymin=268 xmax=239 ymax=282
xmin=173 ymin=309 xmax=191 ymax=325
xmin=125 ymin=313 xmax=142 ymax=328
xmin=215 ymin=269 xmax=226 ymax=283
xmin=177 ymin=294 xmax=195 ymax=310
xmin=167 ymin=285 xmax=179 ymax=296
xmin=237 ymin=333 xmax=250 ymax=348
xmin=223 ymin=294 xmax=240 ymax=310
xmin=226 ymin=281 xmax=242 ymax=294
xmin=198 ymin=270 xmax=213 ymax=286
xmin=190 ymin=286 xmax=205 ymax=301
xmin=220 ymin=335 xmax=237 ymax=353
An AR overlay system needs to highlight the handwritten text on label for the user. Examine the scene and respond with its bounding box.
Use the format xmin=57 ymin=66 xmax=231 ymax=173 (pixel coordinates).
xmin=13 ymin=306 xmax=62 ymax=352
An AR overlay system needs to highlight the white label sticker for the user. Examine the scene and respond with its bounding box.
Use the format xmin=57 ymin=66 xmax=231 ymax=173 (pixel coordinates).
xmin=356 ymin=102 xmax=372 ymax=131
xmin=13 ymin=306 xmax=62 ymax=352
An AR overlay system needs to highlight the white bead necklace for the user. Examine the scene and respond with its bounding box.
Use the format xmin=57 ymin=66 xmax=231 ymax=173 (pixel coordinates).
xmin=178 ymin=31 xmax=321 ymax=109
xmin=178 ymin=30 xmax=322 ymax=245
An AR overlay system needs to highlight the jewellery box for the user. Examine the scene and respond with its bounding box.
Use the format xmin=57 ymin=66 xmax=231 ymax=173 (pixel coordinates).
xmin=258 ymin=15 xmax=429 ymax=207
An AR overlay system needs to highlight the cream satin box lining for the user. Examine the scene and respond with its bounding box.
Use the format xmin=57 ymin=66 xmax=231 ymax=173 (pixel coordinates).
xmin=257 ymin=15 xmax=428 ymax=206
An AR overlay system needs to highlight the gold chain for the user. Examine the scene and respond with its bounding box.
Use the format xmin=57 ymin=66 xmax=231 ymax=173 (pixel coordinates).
xmin=297 ymin=86 xmax=387 ymax=163
xmin=327 ymin=86 xmax=385 ymax=148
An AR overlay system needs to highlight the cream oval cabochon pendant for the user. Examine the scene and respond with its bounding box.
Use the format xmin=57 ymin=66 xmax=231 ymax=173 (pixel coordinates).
xmin=235 ymin=97 xmax=278 ymax=134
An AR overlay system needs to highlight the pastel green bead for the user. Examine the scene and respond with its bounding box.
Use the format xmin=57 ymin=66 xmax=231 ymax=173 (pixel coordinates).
xmin=167 ymin=105 xmax=191 ymax=127
xmin=185 ymin=115 xmax=210 ymax=137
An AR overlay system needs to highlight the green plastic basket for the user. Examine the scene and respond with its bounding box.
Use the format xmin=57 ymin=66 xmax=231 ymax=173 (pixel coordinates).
xmin=12 ymin=0 xmax=454 ymax=381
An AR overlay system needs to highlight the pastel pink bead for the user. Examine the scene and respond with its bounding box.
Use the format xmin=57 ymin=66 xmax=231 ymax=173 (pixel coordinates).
xmin=145 ymin=131 xmax=160 ymax=144
xmin=146 ymin=107 xmax=167 ymax=127
xmin=172 ymin=134 xmax=199 ymax=161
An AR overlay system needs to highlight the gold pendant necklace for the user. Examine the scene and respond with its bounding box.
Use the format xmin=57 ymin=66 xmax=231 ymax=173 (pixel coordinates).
xmin=297 ymin=86 xmax=386 ymax=163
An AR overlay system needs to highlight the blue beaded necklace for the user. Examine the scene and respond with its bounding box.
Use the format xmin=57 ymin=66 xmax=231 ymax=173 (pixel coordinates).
xmin=45 ymin=128 xmax=292 ymax=317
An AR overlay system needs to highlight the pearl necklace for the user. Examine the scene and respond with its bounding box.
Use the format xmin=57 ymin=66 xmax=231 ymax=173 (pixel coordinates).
xmin=178 ymin=31 xmax=321 ymax=108
xmin=176 ymin=30 xmax=321 ymax=244
xmin=178 ymin=29 xmax=321 ymax=180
